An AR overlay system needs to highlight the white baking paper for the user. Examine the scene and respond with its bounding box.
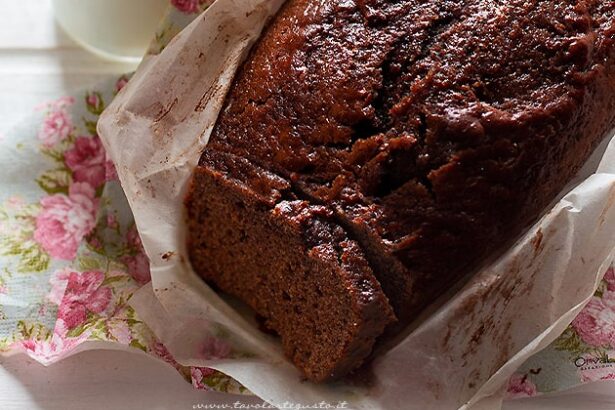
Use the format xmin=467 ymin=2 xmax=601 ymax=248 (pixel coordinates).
xmin=97 ymin=0 xmax=615 ymax=408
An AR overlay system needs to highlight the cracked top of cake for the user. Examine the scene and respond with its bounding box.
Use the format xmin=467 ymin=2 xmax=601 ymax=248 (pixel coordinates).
xmin=203 ymin=0 xmax=614 ymax=273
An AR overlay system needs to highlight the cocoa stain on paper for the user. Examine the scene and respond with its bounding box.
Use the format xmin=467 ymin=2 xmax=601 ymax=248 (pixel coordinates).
xmin=441 ymin=251 xmax=545 ymax=394
xmin=193 ymin=34 xmax=232 ymax=113
xmin=195 ymin=82 xmax=225 ymax=112
xmin=145 ymin=178 xmax=157 ymax=198
xmin=162 ymin=251 xmax=176 ymax=261
xmin=157 ymin=281 xmax=180 ymax=294
xmin=531 ymin=228 xmax=544 ymax=254
xmin=154 ymin=97 xmax=179 ymax=123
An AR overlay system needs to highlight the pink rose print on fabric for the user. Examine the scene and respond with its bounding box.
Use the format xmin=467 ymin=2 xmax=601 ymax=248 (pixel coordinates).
xmin=152 ymin=341 xmax=219 ymax=389
xmin=86 ymin=93 xmax=98 ymax=108
xmin=38 ymin=110 xmax=72 ymax=147
xmin=171 ymin=0 xmax=205 ymax=14
xmin=49 ymin=96 xmax=75 ymax=111
xmin=84 ymin=91 xmax=105 ymax=116
xmin=571 ymin=289 xmax=615 ymax=347
xmin=122 ymin=252 xmax=150 ymax=285
xmin=105 ymin=157 xmax=118 ymax=182
xmin=34 ymin=182 xmax=98 ymax=260
xmin=64 ymin=136 xmax=107 ymax=188
xmin=108 ymin=320 xmax=132 ymax=345
xmin=36 ymin=96 xmax=75 ymax=112
xmin=12 ymin=294 xmax=89 ymax=364
xmin=152 ymin=341 xmax=178 ymax=367
xmin=48 ymin=269 xmax=70 ymax=306
xmin=115 ymin=75 xmax=129 ymax=93
xmin=53 ymin=270 xmax=112 ymax=330
xmin=16 ymin=327 xmax=86 ymax=364
xmin=106 ymin=213 xmax=119 ymax=230
xmin=37 ymin=96 xmax=75 ymax=147
xmin=506 ymin=374 xmax=538 ymax=399
xmin=120 ymin=225 xmax=151 ymax=285
xmin=151 ymin=341 xmax=188 ymax=373
xmin=198 ymin=336 xmax=231 ymax=360
xmin=191 ymin=366 xmax=216 ymax=389
xmin=577 ymin=357 xmax=615 ymax=383
xmin=87 ymin=236 xmax=103 ymax=251
xmin=604 ymin=267 xmax=615 ymax=291
xmin=126 ymin=226 xmax=142 ymax=250
xmin=190 ymin=336 xmax=231 ymax=389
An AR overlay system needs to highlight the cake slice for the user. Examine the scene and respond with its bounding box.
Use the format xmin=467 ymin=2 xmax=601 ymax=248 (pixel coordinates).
xmin=186 ymin=150 xmax=395 ymax=382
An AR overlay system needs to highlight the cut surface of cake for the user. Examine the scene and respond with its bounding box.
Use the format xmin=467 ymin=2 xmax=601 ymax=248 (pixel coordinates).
xmin=186 ymin=150 xmax=395 ymax=381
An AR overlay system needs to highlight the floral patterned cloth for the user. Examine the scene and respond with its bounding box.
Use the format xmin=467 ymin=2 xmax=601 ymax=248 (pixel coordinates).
xmin=0 ymin=2 xmax=248 ymax=394
xmin=507 ymin=265 xmax=615 ymax=399
xmin=0 ymin=77 xmax=245 ymax=393
xmin=0 ymin=0 xmax=613 ymax=403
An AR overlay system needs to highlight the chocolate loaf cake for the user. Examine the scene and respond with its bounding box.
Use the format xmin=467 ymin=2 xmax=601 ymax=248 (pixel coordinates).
xmin=187 ymin=0 xmax=615 ymax=381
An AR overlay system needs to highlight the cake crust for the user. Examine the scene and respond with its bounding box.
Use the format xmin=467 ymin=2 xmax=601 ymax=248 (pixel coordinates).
xmin=187 ymin=0 xmax=615 ymax=380
xmin=202 ymin=0 xmax=615 ymax=322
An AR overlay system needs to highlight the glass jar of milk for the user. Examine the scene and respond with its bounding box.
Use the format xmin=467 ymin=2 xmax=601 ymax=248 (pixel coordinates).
xmin=53 ymin=0 xmax=169 ymax=62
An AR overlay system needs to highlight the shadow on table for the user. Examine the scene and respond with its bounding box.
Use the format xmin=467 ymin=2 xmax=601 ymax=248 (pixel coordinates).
xmin=1 ymin=349 xmax=262 ymax=410
xmin=502 ymin=380 xmax=615 ymax=410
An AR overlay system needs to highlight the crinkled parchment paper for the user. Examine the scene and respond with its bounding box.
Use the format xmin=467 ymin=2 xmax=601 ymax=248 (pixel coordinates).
xmin=97 ymin=0 xmax=615 ymax=408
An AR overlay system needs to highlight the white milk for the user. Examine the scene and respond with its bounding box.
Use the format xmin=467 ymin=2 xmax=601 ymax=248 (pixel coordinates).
xmin=53 ymin=0 xmax=169 ymax=62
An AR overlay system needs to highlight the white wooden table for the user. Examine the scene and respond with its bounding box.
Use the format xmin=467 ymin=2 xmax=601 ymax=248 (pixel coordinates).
xmin=1 ymin=1 xmax=614 ymax=408
xmin=0 ymin=0 xmax=135 ymax=129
